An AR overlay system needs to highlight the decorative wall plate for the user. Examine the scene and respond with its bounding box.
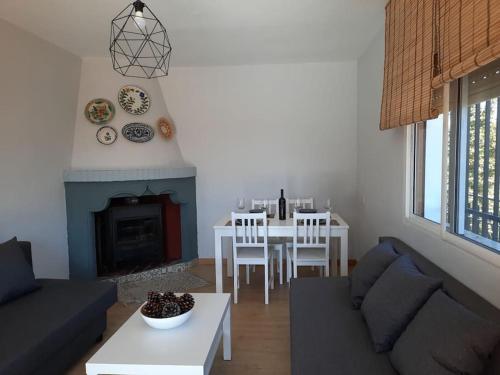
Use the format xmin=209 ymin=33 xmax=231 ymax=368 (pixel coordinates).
xmin=96 ymin=126 xmax=118 ymax=145
xmin=85 ymin=98 xmax=115 ymax=125
xmin=158 ymin=117 xmax=174 ymax=139
xmin=118 ymin=85 xmax=150 ymax=115
xmin=122 ymin=123 xmax=154 ymax=143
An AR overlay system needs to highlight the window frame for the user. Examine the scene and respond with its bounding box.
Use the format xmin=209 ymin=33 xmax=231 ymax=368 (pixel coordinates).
xmin=405 ymin=83 xmax=500 ymax=268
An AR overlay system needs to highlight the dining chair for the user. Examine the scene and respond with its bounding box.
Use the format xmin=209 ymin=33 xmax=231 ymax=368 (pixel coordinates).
xmin=287 ymin=198 xmax=314 ymax=215
xmin=285 ymin=197 xmax=315 ymax=260
xmin=231 ymin=212 xmax=274 ymax=304
xmin=287 ymin=212 xmax=331 ymax=283
xmin=251 ymin=199 xmax=284 ymax=284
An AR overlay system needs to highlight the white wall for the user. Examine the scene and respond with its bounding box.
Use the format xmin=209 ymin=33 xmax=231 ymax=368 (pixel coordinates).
xmin=0 ymin=20 xmax=81 ymax=278
xmin=356 ymin=30 xmax=500 ymax=308
xmin=71 ymin=58 xmax=186 ymax=169
xmin=160 ymin=62 xmax=358 ymax=258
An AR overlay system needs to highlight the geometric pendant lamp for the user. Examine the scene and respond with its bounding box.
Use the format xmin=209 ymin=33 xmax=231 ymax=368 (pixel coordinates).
xmin=110 ymin=0 xmax=172 ymax=78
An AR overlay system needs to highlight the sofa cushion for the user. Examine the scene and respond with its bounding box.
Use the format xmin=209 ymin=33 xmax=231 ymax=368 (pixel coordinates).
xmin=361 ymin=255 xmax=442 ymax=352
xmin=0 ymin=278 xmax=117 ymax=375
xmin=290 ymin=277 xmax=397 ymax=375
xmin=483 ymin=343 xmax=500 ymax=375
xmin=0 ymin=237 xmax=40 ymax=304
xmin=350 ymin=241 xmax=399 ymax=308
xmin=391 ymin=290 xmax=500 ymax=375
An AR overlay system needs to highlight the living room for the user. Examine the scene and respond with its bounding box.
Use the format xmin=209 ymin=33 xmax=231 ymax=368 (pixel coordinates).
xmin=0 ymin=0 xmax=499 ymax=374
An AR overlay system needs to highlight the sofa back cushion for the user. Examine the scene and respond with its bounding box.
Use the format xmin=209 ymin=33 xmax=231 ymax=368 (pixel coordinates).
xmin=380 ymin=237 xmax=500 ymax=374
xmin=390 ymin=290 xmax=500 ymax=375
xmin=350 ymin=241 xmax=399 ymax=308
xmin=0 ymin=237 xmax=40 ymax=304
xmin=361 ymin=255 xmax=442 ymax=352
xmin=380 ymin=237 xmax=500 ymax=325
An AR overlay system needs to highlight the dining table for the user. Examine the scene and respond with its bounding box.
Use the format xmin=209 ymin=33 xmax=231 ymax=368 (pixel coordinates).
xmin=212 ymin=212 xmax=349 ymax=293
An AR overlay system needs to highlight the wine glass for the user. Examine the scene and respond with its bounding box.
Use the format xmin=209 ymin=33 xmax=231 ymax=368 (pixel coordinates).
xmin=294 ymin=199 xmax=301 ymax=212
xmin=324 ymin=198 xmax=332 ymax=211
xmin=237 ymin=198 xmax=245 ymax=211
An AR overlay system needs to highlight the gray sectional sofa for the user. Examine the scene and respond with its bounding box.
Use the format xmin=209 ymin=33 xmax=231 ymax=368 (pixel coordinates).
xmin=0 ymin=241 xmax=117 ymax=375
xmin=290 ymin=237 xmax=500 ymax=375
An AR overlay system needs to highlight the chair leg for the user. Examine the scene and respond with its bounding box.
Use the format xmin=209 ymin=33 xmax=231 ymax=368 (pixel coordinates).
xmin=264 ymin=263 xmax=269 ymax=304
xmin=246 ymin=265 xmax=250 ymax=285
xmin=294 ymin=262 xmax=298 ymax=279
xmin=253 ymin=265 xmax=256 ymax=272
xmin=278 ymin=247 xmax=283 ymax=285
xmin=325 ymin=261 xmax=330 ymax=277
xmin=270 ymin=256 xmax=275 ymax=290
xmin=237 ymin=266 xmax=240 ymax=289
xmin=233 ymin=263 xmax=238 ymax=304
xmin=286 ymin=253 xmax=291 ymax=285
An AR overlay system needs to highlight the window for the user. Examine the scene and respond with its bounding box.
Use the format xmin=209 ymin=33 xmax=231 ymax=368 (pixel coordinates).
xmin=412 ymin=59 xmax=500 ymax=253
xmin=413 ymin=116 xmax=444 ymax=224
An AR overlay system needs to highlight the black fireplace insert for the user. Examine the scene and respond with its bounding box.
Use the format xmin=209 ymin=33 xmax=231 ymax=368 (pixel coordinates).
xmin=95 ymin=199 xmax=165 ymax=276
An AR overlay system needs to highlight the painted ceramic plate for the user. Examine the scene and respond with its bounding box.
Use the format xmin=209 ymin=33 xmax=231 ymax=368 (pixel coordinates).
xmin=158 ymin=117 xmax=174 ymax=139
xmin=118 ymin=85 xmax=150 ymax=115
xmin=85 ymin=98 xmax=115 ymax=125
xmin=122 ymin=123 xmax=154 ymax=143
xmin=96 ymin=126 xmax=118 ymax=145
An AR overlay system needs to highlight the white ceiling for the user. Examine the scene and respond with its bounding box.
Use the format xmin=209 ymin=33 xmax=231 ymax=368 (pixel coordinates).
xmin=0 ymin=0 xmax=385 ymax=66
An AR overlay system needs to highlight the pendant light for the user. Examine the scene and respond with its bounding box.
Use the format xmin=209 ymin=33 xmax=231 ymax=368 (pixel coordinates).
xmin=110 ymin=0 xmax=172 ymax=78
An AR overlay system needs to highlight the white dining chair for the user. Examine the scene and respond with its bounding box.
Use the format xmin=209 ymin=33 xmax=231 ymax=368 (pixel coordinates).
xmin=231 ymin=212 xmax=274 ymax=304
xmin=287 ymin=212 xmax=331 ymax=283
xmin=285 ymin=198 xmax=315 ymax=260
xmin=287 ymin=198 xmax=314 ymax=216
xmin=251 ymin=199 xmax=284 ymax=284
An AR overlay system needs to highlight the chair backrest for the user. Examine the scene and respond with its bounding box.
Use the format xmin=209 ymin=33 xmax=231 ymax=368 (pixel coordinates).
xmin=287 ymin=198 xmax=314 ymax=213
xmin=251 ymin=199 xmax=278 ymax=216
xmin=231 ymin=212 xmax=268 ymax=250
xmin=293 ymin=212 xmax=330 ymax=250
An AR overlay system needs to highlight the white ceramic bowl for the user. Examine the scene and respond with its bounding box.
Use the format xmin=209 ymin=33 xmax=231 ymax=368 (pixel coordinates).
xmin=140 ymin=302 xmax=194 ymax=330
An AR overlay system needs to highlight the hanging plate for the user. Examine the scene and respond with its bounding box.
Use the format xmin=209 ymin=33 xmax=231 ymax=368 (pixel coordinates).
xmin=96 ymin=126 xmax=118 ymax=145
xmin=158 ymin=117 xmax=174 ymax=139
xmin=118 ymin=85 xmax=151 ymax=115
xmin=122 ymin=123 xmax=154 ymax=143
xmin=85 ymin=98 xmax=115 ymax=125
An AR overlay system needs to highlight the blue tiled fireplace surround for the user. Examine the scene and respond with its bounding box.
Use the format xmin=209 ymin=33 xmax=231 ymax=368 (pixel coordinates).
xmin=64 ymin=168 xmax=198 ymax=279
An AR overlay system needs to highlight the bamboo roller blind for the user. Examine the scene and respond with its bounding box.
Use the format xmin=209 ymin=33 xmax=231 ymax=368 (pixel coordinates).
xmin=432 ymin=0 xmax=500 ymax=88
xmin=380 ymin=0 xmax=439 ymax=130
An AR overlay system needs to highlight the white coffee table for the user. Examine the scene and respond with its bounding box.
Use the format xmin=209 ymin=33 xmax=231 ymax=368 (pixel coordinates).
xmin=86 ymin=293 xmax=231 ymax=375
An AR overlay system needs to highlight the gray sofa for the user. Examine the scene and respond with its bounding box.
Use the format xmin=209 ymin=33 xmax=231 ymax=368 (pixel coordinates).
xmin=0 ymin=242 xmax=117 ymax=375
xmin=290 ymin=237 xmax=500 ymax=375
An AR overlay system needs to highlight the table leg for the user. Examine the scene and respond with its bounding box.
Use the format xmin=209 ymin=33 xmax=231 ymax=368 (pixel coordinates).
xmin=223 ymin=304 xmax=231 ymax=360
xmin=226 ymin=237 xmax=233 ymax=277
xmin=215 ymin=232 xmax=223 ymax=293
xmin=340 ymin=231 xmax=348 ymax=276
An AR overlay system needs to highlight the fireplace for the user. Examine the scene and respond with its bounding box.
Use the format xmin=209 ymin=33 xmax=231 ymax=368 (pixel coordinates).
xmin=94 ymin=195 xmax=182 ymax=277
xmin=63 ymin=167 xmax=198 ymax=280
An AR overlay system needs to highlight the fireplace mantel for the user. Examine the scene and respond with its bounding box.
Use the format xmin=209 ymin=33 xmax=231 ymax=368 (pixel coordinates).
xmin=63 ymin=166 xmax=196 ymax=182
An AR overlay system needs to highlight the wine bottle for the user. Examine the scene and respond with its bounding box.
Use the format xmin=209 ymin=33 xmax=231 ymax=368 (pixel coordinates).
xmin=279 ymin=189 xmax=286 ymax=220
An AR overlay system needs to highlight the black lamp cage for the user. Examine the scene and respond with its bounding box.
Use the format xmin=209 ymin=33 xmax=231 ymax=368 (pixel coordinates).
xmin=110 ymin=0 xmax=172 ymax=78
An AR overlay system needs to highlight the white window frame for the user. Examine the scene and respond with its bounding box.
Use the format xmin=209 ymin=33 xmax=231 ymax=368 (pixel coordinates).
xmin=405 ymin=83 xmax=500 ymax=268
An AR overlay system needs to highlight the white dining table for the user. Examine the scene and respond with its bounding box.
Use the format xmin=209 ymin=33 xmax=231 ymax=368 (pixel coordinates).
xmin=212 ymin=212 xmax=349 ymax=293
